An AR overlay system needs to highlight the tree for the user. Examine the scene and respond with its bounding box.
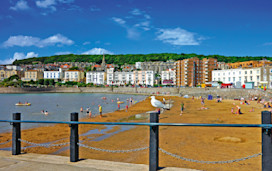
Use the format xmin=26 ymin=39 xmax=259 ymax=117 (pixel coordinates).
xmin=38 ymin=79 xmax=44 ymax=85
xmin=69 ymin=67 xmax=79 ymax=70
xmin=44 ymin=79 xmax=50 ymax=85
xmin=49 ymin=79 xmax=54 ymax=85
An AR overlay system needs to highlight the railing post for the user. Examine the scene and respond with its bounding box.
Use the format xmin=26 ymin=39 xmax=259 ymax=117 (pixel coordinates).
xmin=262 ymin=111 xmax=272 ymax=171
xmin=70 ymin=112 xmax=79 ymax=162
xmin=149 ymin=112 xmax=159 ymax=171
xmin=12 ymin=113 xmax=21 ymax=155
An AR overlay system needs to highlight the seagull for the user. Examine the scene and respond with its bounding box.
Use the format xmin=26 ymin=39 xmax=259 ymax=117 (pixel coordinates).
xmin=151 ymin=96 xmax=166 ymax=109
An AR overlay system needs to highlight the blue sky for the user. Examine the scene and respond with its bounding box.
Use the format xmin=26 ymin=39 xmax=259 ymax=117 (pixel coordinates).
xmin=0 ymin=0 xmax=272 ymax=64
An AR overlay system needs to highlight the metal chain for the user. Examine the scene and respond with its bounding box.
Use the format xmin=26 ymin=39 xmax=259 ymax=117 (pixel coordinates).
xmin=0 ymin=139 xmax=11 ymax=145
xmin=19 ymin=139 xmax=70 ymax=147
xmin=159 ymin=148 xmax=262 ymax=164
xmin=78 ymin=143 xmax=149 ymax=153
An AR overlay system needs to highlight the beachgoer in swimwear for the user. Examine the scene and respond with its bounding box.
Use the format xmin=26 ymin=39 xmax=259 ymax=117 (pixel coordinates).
xmin=98 ymin=105 xmax=102 ymax=118
xmin=80 ymin=107 xmax=83 ymax=113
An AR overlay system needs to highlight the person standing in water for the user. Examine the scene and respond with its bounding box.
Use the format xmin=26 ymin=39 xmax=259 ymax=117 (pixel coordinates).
xmin=98 ymin=105 xmax=102 ymax=118
xmin=80 ymin=107 xmax=83 ymax=113
xmin=86 ymin=107 xmax=89 ymax=115
xmin=118 ymin=103 xmax=120 ymax=110
xmin=126 ymin=105 xmax=128 ymax=112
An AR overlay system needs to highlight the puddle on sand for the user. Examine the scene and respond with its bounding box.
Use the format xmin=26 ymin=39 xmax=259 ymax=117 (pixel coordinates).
xmin=52 ymin=125 xmax=134 ymax=155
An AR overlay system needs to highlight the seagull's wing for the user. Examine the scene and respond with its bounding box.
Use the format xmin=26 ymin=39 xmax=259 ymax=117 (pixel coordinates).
xmin=152 ymin=99 xmax=165 ymax=108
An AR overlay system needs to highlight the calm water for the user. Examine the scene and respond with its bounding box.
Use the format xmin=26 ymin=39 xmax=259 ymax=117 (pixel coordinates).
xmin=0 ymin=93 xmax=146 ymax=133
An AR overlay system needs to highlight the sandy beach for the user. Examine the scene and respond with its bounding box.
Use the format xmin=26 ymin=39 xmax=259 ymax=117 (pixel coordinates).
xmin=0 ymin=95 xmax=265 ymax=171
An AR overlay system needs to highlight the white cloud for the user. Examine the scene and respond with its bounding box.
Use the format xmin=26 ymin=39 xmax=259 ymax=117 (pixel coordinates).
xmin=39 ymin=34 xmax=74 ymax=47
xmin=130 ymin=8 xmax=143 ymax=16
xmin=36 ymin=0 xmax=74 ymax=13
xmin=10 ymin=0 xmax=30 ymax=11
xmin=112 ymin=17 xmax=126 ymax=25
xmin=36 ymin=0 xmax=56 ymax=8
xmin=156 ymin=28 xmax=203 ymax=46
xmin=55 ymin=51 xmax=72 ymax=55
xmin=83 ymin=41 xmax=90 ymax=45
xmin=26 ymin=52 xmax=39 ymax=58
xmin=112 ymin=8 xmax=152 ymax=40
xmin=82 ymin=48 xmax=114 ymax=55
xmin=0 ymin=52 xmax=38 ymax=64
xmin=2 ymin=34 xmax=74 ymax=48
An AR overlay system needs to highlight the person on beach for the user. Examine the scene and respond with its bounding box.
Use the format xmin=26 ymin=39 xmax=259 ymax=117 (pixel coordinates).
xmin=201 ymin=97 xmax=205 ymax=106
xmin=98 ymin=105 xmax=102 ymax=118
xmin=130 ymin=97 xmax=133 ymax=106
xmin=86 ymin=107 xmax=89 ymax=115
xmin=118 ymin=103 xmax=120 ymax=110
xmin=236 ymin=105 xmax=242 ymax=114
xmin=180 ymin=102 xmax=185 ymax=116
xmin=80 ymin=107 xmax=83 ymax=113
xmin=89 ymin=110 xmax=92 ymax=118
xmin=126 ymin=98 xmax=129 ymax=105
xmin=126 ymin=105 xmax=128 ymax=112
xmin=231 ymin=108 xmax=234 ymax=114
xmin=249 ymin=107 xmax=254 ymax=112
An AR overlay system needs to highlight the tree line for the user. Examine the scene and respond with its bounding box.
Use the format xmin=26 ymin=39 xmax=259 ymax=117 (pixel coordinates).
xmin=12 ymin=53 xmax=272 ymax=65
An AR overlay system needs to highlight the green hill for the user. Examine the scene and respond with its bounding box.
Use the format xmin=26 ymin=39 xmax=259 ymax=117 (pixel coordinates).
xmin=12 ymin=53 xmax=272 ymax=65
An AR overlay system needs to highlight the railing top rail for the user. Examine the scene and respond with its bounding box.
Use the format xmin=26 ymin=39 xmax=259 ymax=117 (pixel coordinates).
xmin=1 ymin=120 xmax=272 ymax=128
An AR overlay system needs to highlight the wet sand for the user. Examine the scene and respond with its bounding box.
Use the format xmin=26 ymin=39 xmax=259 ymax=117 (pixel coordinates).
xmin=0 ymin=96 xmax=265 ymax=171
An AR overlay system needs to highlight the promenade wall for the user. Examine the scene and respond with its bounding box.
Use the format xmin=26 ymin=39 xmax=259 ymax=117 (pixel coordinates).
xmin=0 ymin=87 xmax=270 ymax=99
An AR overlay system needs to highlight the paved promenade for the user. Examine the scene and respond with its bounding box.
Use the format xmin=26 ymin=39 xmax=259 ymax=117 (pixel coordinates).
xmin=0 ymin=150 xmax=198 ymax=171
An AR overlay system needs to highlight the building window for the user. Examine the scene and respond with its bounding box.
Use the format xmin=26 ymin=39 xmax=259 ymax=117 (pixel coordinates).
xmin=250 ymin=76 xmax=253 ymax=81
xmin=233 ymin=77 xmax=235 ymax=82
xmin=245 ymin=71 xmax=247 ymax=74
xmin=257 ymin=76 xmax=260 ymax=81
xmin=239 ymin=77 xmax=241 ymax=81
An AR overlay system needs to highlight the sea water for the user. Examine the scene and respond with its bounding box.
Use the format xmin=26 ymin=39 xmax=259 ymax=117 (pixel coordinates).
xmin=0 ymin=93 xmax=146 ymax=133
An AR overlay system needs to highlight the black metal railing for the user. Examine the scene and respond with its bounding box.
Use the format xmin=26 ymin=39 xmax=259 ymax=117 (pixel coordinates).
xmin=0 ymin=111 xmax=272 ymax=171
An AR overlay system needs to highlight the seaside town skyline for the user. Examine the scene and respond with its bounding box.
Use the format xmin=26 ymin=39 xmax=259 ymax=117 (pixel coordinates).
xmin=1 ymin=0 xmax=272 ymax=65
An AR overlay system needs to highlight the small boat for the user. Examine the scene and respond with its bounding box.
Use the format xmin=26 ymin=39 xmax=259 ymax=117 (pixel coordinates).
xmin=15 ymin=103 xmax=31 ymax=106
xmin=117 ymin=101 xmax=124 ymax=104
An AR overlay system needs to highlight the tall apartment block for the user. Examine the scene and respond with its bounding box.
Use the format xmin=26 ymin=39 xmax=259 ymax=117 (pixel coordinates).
xmin=175 ymin=57 xmax=217 ymax=87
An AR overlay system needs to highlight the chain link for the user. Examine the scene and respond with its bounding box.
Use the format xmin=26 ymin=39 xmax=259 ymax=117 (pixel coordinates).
xmin=78 ymin=143 xmax=149 ymax=153
xmin=159 ymin=148 xmax=261 ymax=164
xmin=0 ymin=139 xmax=11 ymax=145
xmin=19 ymin=139 xmax=70 ymax=147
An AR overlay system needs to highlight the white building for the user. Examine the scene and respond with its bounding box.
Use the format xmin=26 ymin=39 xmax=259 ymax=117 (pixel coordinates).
xmin=133 ymin=70 xmax=154 ymax=86
xmin=43 ymin=68 xmax=63 ymax=80
xmin=86 ymin=71 xmax=105 ymax=85
xmin=212 ymin=68 xmax=261 ymax=87
xmin=161 ymin=69 xmax=176 ymax=85
xmin=6 ymin=65 xmax=21 ymax=71
xmin=107 ymin=68 xmax=134 ymax=85
xmin=135 ymin=62 xmax=142 ymax=69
